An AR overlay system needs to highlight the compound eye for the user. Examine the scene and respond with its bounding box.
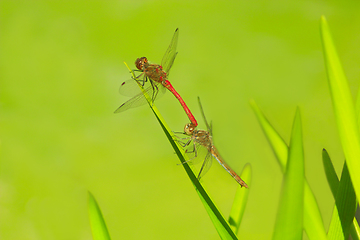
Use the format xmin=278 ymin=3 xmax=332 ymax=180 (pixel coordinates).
xmin=184 ymin=123 xmax=195 ymax=135
xmin=135 ymin=58 xmax=142 ymax=70
xmin=135 ymin=57 xmax=147 ymax=70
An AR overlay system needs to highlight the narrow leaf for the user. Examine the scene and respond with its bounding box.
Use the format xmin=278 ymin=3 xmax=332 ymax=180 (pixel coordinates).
xmin=250 ymin=100 xmax=327 ymax=240
xmin=322 ymin=149 xmax=339 ymax=197
xmin=88 ymin=192 xmax=111 ymax=240
xmin=249 ymin=100 xmax=288 ymax=173
xmin=272 ymin=108 xmax=304 ymax=240
xmin=320 ymin=15 xmax=360 ymax=203
xmin=322 ymin=149 xmax=359 ymax=240
xmin=327 ymin=162 xmax=357 ymax=240
xmin=152 ymin=97 xmax=238 ymax=240
xmin=350 ymin=220 xmax=360 ymax=240
xmin=355 ymin=84 xmax=360 ymax=127
xmin=228 ymin=163 xmax=252 ymax=233
xmin=124 ymin=63 xmax=238 ymax=240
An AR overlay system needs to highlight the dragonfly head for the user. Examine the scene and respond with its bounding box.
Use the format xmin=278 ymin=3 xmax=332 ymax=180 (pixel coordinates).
xmin=135 ymin=57 xmax=148 ymax=70
xmin=184 ymin=123 xmax=196 ymax=135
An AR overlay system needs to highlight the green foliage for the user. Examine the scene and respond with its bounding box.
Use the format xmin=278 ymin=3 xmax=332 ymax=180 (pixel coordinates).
xmin=272 ymin=109 xmax=304 ymax=240
xmin=322 ymin=150 xmax=359 ymax=240
xmin=249 ymin=100 xmax=288 ymax=172
xmin=322 ymin=150 xmax=339 ymax=197
xmin=320 ymin=16 xmax=360 ymax=240
xmin=3 ymin=2 xmax=360 ymax=239
xmin=320 ymin=16 xmax=360 ymax=203
xmin=228 ymin=164 xmax=252 ymax=234
xmin=250 ymin=100 xmax=327 ymax=240
xmin=88 ymin=192 xmax=111 ymax=240
xmin=327 ymin=162 xmax=356 ymax=239
xmin=153 ymin=106 xmax=239 ymax=240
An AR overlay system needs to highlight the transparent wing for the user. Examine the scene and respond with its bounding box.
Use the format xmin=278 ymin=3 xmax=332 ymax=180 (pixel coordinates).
xmin=114 ymin=89 xmax=151 ymax=113
xmin=118 ymin=73 xmax=147 ymax=97
xmin=176 ymin=132 xmax=213 ymax=180
xmin=118 ymin=78 xmax=143 ymax=97
xmin=114 ymin=82 xmax=165 ymax=113
xmin=197 ymin=97 xmax=212 ymax=135
xmin=176 ymin=137 xmax=205 ymax=163
xmin=161 ymin=28 xmax=179 ymax=74
xmin=197 ymin=152 xmax=213 ymax=180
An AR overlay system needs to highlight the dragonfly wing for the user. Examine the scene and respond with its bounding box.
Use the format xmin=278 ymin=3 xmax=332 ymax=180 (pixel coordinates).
xmin=118 ymin=79 xmax=142 ymax=97
xmin=161 ymin=28 xmax=179 ymax=74
xmin=114 ymin=91 xmax=148 ymax=113
xmin=160 ymin=81 xmax=167 ymax=94
xmin=197 ymin=151 xmax=213 ymax=180
xmin=183 ymin=141 xmax=204 ymax=164
xmin=198 ymin=97 xmax=212 ymax=134
xmin=114 ymin=84 xmax=156 ymax=113
xmin=118 ymin=73 xmax=146 ymax=97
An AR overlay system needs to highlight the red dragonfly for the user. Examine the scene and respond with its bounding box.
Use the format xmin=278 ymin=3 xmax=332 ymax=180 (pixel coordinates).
xmin=176 ymin=97 xmax=248 ymax=188
xmin=115 ymin=28 xmax=198 ymax=127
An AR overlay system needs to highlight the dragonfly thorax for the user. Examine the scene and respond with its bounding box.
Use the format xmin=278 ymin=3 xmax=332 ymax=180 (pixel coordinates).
xmin=184 ymin=123 xmax=212 ymax=148
xmin=144 ymin=64 xmax=167 ymax=83
xmin=135 ymin=57 xmax=167 ymax=84
xmin=193 ymin=130 xmax=212 ymax=147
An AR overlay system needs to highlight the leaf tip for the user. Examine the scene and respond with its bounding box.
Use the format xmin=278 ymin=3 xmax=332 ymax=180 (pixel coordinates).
xmin=320 ymin=16 xmax=328 ymax=32
xmin=249 ymin=99 xmax=258 ymax=110
xmin=294 ymin=107 xmax=302 ymax=122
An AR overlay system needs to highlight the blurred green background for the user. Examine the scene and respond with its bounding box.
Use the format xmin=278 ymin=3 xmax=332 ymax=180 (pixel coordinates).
xmin=1 ymin=0 xmax=360 ymax=239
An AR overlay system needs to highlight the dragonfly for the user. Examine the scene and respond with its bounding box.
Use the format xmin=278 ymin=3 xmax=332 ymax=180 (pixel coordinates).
xmin=114 ymin=28 xmax=198 ymax=127
xmin=176 ymin=97 xmax=248 ymax=188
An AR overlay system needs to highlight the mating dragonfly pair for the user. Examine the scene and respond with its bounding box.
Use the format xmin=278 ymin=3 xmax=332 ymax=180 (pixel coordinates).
xmin=115 ymin=29 xmax=248 ymax=188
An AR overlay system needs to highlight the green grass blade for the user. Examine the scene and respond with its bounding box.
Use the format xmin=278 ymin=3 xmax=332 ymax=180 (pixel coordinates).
xmin=250 ymin=100 xmax=327 ymax=240
xmin=350 ymin=219 xmax=360 ymax=240
xmin=327 ymin=162 xmax=357 ymax=240
xmin=272 ymin=108 xmax=304 ymax=240
xmin=303 ymin=182 xmax=328 ymax=240
xmin=320 ymin=15 xmax=360 ymax=202
xmin=249 ymin=100 xmax=288 ymax=173
xmin=124 ymin=63 xmax=238 ymax=240
xmin=322 ymin=149 xmax=360 ymax=240
xmin=355 ymin=84 xmax=360 ymax=127
xmin=88 ymin=191 xmax=111 ymax=240
xmin=228 ymin=163 xmax=252 ymax=233
xmin=322 ymin=149 xmax=339 ymax=197
xmin=151 ymin=94 xmax=238 ymax=240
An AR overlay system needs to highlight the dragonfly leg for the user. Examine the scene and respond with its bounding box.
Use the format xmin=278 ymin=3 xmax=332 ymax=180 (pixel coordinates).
xmin=193 ymin=142 xmax=198 ymax=157
xmin=185 ymin=141 xmax=197 ymax=156
xmin=140 ymin=74 xmax=148 ymax=86
xmin=172 ymin=130 xmax=185 ymax=134
xmin=174 ymin=139 xmax=186 ymax=146
xmin=133 ymin=72 xmax=147 ymax=86
xmin=178 ymin=142 xmax=200 ymax=167
xmin=197 ymin=153 xmax=212 ymax=180
xmin=179 ymin=146 xmax=197 ymax=166
xmin=173 ymin=133 xmax=190 ymax=140
xmin=197 ymin=161 xmax=206 ymax=180
xmin=178 ymin=158 xmax=193 ymax=165
xmin=152 ymin=83 xmax=160 ymax=104
xmin=177 ymin=138 xmax=192 ymax=148
xmin=176 ymin=137 xmax=191 ymax=141
xmin=148 ymin=80 xmax=159 ymax=104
